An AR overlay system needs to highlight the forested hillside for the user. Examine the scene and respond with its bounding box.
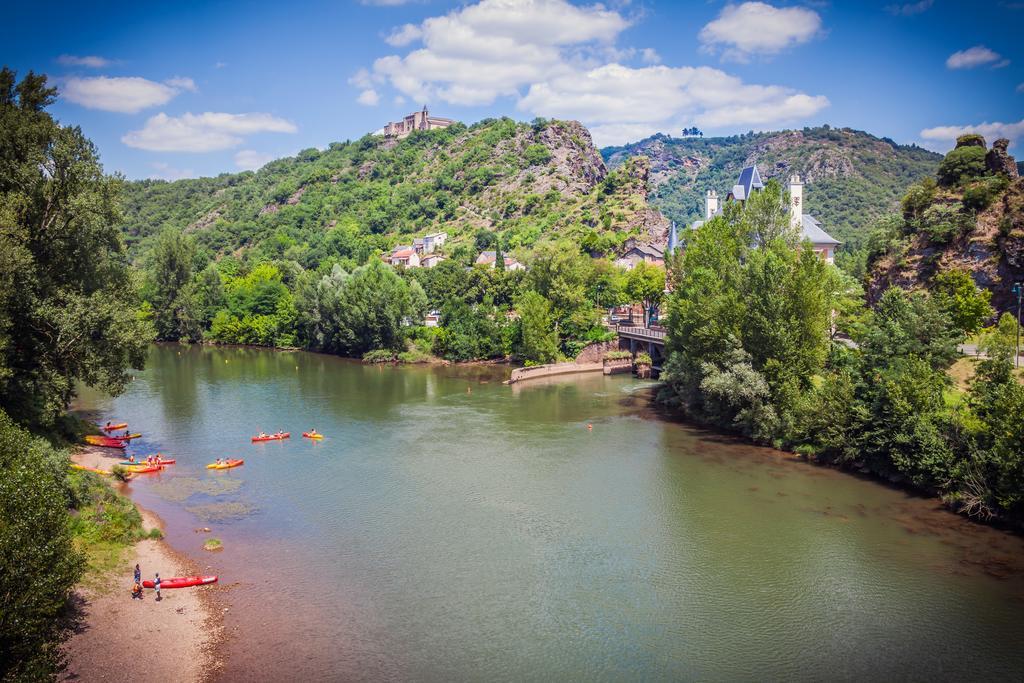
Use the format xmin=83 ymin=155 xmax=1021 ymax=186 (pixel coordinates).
xmin=120 ymin=117 xmax=667 ymax=266
xmin=868 ymin=135 xmax=1023 ymax=314
xmin=602 ymin=126 xmax=942 ymax=244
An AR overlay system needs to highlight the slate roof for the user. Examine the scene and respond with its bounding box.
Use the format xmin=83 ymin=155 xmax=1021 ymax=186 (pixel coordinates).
xmin=798 ymin=215 xmax=840 ymax=245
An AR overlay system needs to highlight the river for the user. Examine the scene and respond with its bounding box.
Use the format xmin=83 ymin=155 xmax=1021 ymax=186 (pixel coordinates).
xmin=76 ymin=345 xmax=1024 ymax=681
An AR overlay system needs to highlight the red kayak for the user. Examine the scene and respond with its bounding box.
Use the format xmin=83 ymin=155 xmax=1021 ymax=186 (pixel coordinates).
xmin=251 ymin=432 xmax=289 ymax=442
xmin=142 ymin=576 xmax=218 ymax=589
xmin=85 ymin=435 xmax=127 ymax=448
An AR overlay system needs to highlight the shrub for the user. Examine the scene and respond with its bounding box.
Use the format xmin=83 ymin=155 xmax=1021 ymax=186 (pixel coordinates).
xmin=635 ymin=352 xmax=653 ymax=365
xmin=937 ymin=146 xmax=987 ymax=187
xmin=603 ymin=350 xmax=632 ymax=360
xmin=919 ymin=203 xmax=972 ymax=244
xmin=203 ymin=538 xmax=223 ymax=551
xmin=362 ymin=349 xmax=396 ymax=363
xmin=962 ymin=176 xmax=1009 ymax=213
xmin=110 ymin=464 xmax=131 ymax=482
xmin=523 ymin=144 xmax=552 ymax=167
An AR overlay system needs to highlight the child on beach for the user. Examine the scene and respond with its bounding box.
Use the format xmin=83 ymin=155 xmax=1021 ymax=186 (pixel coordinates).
xmin=132 ymin=581 xmax=143 ymax=599
xmin=134 ymin=563 xmax=141 ymax=584
xmin=154 ymin=573 xmax=162 ymax=601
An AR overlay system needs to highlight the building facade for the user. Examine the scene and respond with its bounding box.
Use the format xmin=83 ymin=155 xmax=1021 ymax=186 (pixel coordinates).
xmin=383 ymin=106 xmax=455 ymax=139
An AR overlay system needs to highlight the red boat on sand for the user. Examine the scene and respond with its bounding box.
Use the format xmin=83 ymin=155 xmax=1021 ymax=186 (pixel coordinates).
xmin=251 ymin=432 xmax=290 ymax=442
xmin=85 ymin=435 xmax=127 ymax=448
xmin=143 ymin=576 xmax=218 ymax=589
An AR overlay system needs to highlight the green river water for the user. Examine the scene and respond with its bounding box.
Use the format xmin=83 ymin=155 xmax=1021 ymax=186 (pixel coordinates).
xmin=78 ymin=345 xmax=1024 ymax=681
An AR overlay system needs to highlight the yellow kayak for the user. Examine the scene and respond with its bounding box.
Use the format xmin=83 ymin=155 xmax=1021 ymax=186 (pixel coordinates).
xmin=207 ymin=459 xmax=244 ymax=470
xmin=70 ymin=463 xmax=111 ymax=476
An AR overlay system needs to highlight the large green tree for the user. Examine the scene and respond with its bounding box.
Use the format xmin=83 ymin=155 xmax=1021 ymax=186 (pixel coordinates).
xmin=146 ymin=229 xmax=199 ymax=341
xmin=0 ymin=68 xmax=150 ymax=427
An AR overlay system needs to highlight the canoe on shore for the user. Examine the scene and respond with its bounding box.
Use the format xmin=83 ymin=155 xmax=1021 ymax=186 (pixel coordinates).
xmin=302 ymin=432 xmax=323 ymax=439
xmin=101 ymin=423 xmax=128 ymax=431
xmin=85 ymin=435 xmax=127 ymax=448
xmin=70 ymin=463 xmax=112 ymax=476
xmin=142 ymin=576 xmax=218 ymax=589
xmin=251 ymin=433 xmax=289 ymax=442
xmin=207 ymin=459 xmax=243 ymax=469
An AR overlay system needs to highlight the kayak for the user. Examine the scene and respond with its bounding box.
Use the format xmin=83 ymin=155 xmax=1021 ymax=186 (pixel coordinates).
xmin=70 ymin=463 xmax=111 ymax=476
xmin=101 ymin=423 xmax=128 ymax=431
xmin=119 ymin=459 xmax=175 ymax=466
xmin=85 ymin=435 xmax=127 ymax=448
xmin=302 ymin=432 xmax=323 ymax=439
xmin=207 ymin=459 xmax=243 ymax=470
xmin=251 ymin=433 xmax=289 ymax=442
xmin=142 ymin=575 xmax=218 ymax=589
xmin=123 ymin=464 xmax=162 ymax=474
xmin=120 ymin=433 xmax=143 ymax=440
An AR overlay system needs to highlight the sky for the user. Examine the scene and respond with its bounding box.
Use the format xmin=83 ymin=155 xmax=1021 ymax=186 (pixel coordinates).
xmin=4 ymin=0 xmax=1022 ymax=180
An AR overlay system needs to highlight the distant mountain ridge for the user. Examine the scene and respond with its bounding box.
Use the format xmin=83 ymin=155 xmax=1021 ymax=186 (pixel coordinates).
xmin=602 ymin=126 xmax=943 ymax=242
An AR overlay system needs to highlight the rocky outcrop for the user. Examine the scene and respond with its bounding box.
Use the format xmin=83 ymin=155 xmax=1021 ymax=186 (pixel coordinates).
xmin=986 ymin=139 xmax=1019 ymax=179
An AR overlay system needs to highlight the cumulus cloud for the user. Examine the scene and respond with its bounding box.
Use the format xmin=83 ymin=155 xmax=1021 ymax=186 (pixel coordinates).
xmin=519 ymin=63 xmax=828 ymax=145
xmin=386 ymin=23 xmax=422 ymax=47
xmin=920 ymin=119 xmax=1024 ymax=149
xmin=149 ymin=161 xmax=195 ymax=181
xmin=234 ymin=149 xmax=276 ymax=171
xmin=62 ymin=76 xmax=197 ymax=113
xmin=946 ymin=45 xmax=1006 ymax=69
xmin=885 ymin=0 xmax=933 ymax=16
xmin=57 ymin=54 xmax=113 ymax=68
xmin=357 ymin=89 xmax=381 ymax=105
xmin=698 ymin=2 xmax=822 ymax=62
xmin=359 ymin=0 xmax=829 ymax=145
xmin=1018 ymin=82 xmax=1024 ymax=93
xmin=122 ymin=112 xmax=297 ymax=152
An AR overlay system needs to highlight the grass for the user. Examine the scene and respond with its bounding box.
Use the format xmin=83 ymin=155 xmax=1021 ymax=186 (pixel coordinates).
xmin=67 ymin=470 xmax=150 ymax=589
xmin=948 ymin=356 xmax=1024 ymax=392
xmin=203 ymin=538 xmax=223 ymax=551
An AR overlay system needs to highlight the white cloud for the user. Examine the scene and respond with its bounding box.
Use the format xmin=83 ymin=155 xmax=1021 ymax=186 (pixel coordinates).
xmin=519 ymin=63 xmax=829 ymax=145
xmin=360 ymin=0 xmax=829 ymax=145
xmin=361 ymin=0 xmax=418 ymax=4
xmin=62 ymin=75 xmax=197 ymax=113
xmin=164 ymin=76 xmax=198 ymax=92
xmin=920 ymin=119 xmax=1024 ymax=149
xmin=946 ymin=45 xmax=1006 ymax=69
xmin=215 ymin=61 xmax=227 ymax=69
xmin=386 ymin=23 xmax=422 ymax=47
xmin=57 ymin=54 xmax=113 ymax=68
xmin=886 ymin=0 xmax=933 ymax=16
xmin=357 ymin=89 xmax=381 ymax=106
xmin=640 ymin=48 xmax=661 ymax=65
xmin=122 ymin=112 xmax=297 ymax=152
xmin=1017 ymin=82 xmax=1024 ymax=93
xmin=149 ymin=161 xmax=195 ymax=181
xmin=698 ymin=2 xmax=822 ymax=62
xmin=234 ymin=149 xmax=276 ymax=171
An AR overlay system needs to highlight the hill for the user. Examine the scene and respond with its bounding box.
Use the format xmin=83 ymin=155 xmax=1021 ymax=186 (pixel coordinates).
xmin=868 ymin=136 xmax=1024 ymax=313
xmin=601 ymin=126 xmax=942 ymax=243
xmin=119 ymin=117 xmax=667 ymax=265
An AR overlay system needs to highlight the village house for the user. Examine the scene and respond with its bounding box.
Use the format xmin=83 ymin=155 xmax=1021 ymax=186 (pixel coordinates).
xmin=388 ymin=246 xmax=420 ymax=268
xmin=690 ymin=166 xmax=840 ymax=263
xmin=413 ymin=231 xmax=447 ymax=254
xmin=476 ymin=251 xmax=525 ymax=271
xmin=383 ymin=106 xmax=455 ymax=139
xmin=419 ymin=253 xmax=445 ymax=268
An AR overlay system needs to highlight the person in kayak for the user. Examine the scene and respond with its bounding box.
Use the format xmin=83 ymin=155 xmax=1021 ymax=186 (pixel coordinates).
xmin=154 ymin=573 xmax=161 ymax=601
xmin=128 ymin=455 xmax=135 ymax=463
xmin=308 ymin=428 xmax=317 ymax=436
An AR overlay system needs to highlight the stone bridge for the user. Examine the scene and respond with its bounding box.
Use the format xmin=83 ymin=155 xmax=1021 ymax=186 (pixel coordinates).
xmin=617 ymin=325 xmax=667 ymax=372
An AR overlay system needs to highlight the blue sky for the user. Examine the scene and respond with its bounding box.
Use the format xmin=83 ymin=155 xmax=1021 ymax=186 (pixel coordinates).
xmin=4 ymin=0 xmax=1022 ymax=180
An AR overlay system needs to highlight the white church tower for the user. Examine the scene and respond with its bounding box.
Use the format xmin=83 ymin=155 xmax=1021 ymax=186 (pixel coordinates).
xmin=788 ymin=174 xmax=803 ymax=231
xmin=705 ymin=189 xmax=718 ymax=220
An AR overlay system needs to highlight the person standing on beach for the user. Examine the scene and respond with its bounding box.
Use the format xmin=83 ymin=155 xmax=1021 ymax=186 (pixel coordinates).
xmin=154 ymin=573 xmax=161 ymax=601
xmin=134 ymin=563 xmax=141 ymax=584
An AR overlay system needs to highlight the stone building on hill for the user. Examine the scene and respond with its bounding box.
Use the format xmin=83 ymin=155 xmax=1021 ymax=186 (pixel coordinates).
xmin=383 ymin=106 xmax=455 ymax=139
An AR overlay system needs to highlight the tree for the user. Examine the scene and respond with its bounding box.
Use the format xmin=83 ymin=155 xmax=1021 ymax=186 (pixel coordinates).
xmin=147 ymin=229 xmax=199 ymax=341
xmin=527 ymin=240 xmax=595 ymax=348
xmin=0 ymin=409 xmax=84 ymax=680
xmin=937 ymin=144 xmax=987 ymax=187
xmin=0 ymin=68 xmax=150 ymax=427
xmin=624 ymin=261 xmax=665 ymax=326
xmin=931 ymin=269 xmax=993 ymax=336
xmin=516 ymin=291 xmax=558 ymax=364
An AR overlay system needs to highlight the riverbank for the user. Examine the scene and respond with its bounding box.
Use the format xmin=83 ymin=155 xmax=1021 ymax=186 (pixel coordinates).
xmin=63 ymin=450 xmax=225 ymax=682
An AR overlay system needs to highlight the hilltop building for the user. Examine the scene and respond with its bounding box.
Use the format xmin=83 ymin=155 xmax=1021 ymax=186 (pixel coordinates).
xmin=383 ymin=106 xmax=455 ymax=139
xmin=691 ymin=165 xmax=840 ymax=263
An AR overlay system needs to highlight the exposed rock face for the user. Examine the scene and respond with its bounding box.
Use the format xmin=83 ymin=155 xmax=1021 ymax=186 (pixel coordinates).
xmin=986 ymin=138 xmax=1019 ymax=179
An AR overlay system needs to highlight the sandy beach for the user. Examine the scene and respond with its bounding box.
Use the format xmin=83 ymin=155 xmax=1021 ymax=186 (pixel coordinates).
xmin=63 ymin=450 xmax=225 ymax=682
